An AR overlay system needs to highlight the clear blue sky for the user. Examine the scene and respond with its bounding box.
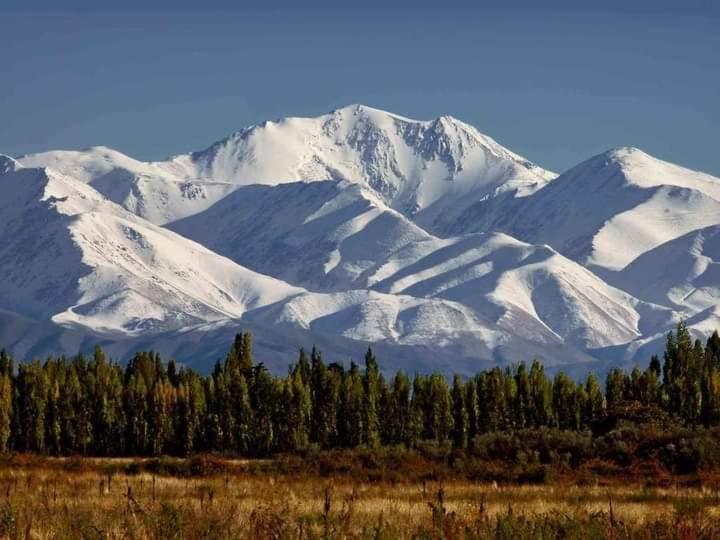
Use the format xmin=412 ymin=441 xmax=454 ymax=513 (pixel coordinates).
xmin=1 ymin=1 xmax=719 ymax=175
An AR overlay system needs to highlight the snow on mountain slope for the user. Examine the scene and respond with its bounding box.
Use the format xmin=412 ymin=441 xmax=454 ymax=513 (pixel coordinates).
xmin=182 ymin=104 xmax=555 ymax=226
xmin=0 ymin=165 xmax=614 ymax=372
xmin=450 ymin=147 xmax=720 ymax=271
xmin=169 ymin=180 xmax=434 ymax=291
xmin=0 ymin=166 xmax=303 ymax=334
xmin=170 ymin=179 xmax=676 ymax=351
xmin=17 ymin=105 xmax=554 ymax=229
xmin=7 ymin=110 xmax=720 ymax=375
xmin=242 ymin=288 xmax=605 ymax=371
xmin=363 ymin=232 xmax=675 ymax=349
xmin=615 ymin=224 xmax=720 ymax=312
xmin=17 ymin=147 xmax=235 ymax=224
xmin=0 ymin=305 xmax=605 ymax=376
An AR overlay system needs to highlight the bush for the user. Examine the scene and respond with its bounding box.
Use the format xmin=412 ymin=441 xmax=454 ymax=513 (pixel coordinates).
xmin=0 ymin=503 xmax=17 ymax=539
xmin=152 ymin=502 xmax=185 ymax=540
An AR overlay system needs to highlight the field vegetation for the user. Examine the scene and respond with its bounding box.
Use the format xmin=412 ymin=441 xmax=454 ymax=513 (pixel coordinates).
xmin=0 ymin=452 xmax=720 ymax=539
xmin=1 ymin=321 xmax=720 ymax=536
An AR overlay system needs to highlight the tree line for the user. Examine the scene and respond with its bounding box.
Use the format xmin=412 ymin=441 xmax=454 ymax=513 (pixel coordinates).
xmin=0 ymin=321 xmax=717 ymax=457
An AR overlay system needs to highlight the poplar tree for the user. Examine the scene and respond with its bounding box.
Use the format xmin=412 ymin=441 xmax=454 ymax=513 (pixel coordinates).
xmin=363 ymin=347 xmax=380 ymax=447
xmin=464 ymin=378 xmax=480 ymax=442
xmin=581 ymin=373 xmax=604 ymax=427
xmin=605 ymin=369 xmax=628 ymax=407
xmin=451 ymin=375 xmax=468 ymax=449
xmin=342 ymin=363 xmax=364 ymax=447
xmin=390 ymin=370 xmax=411 ymax=445
xmin=0 ymin=372 xmax=11 ymax=453
xmin=428 ymin=374 xmax=453 ymax=443
xmin=528 ymin=360 xmax=552 ymax=427
xmin=552 ymin=373 xmax=579 ymax=430
xmin=250 ymin=366 xmax=276 ymax=456
xmin=287 ymin=370 xmax=311 ymax=450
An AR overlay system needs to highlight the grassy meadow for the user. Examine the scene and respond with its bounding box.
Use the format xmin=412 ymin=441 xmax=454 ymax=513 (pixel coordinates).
xmin=0 ymin=454 xmax=719 ymax=539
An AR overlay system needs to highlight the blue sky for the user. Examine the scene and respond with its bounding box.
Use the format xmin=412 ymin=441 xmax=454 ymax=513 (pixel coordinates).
xmin=1 ymin=1 xmax=719 ymax=175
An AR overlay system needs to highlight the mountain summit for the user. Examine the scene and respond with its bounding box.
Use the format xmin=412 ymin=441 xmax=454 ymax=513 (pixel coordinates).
xmin=183 ymin=104 xmax=554 ymax=226
xmin=18 ymin=105 xmax=554 ymax=230
xmin=450 ymin=146 xmax=720 ymax=270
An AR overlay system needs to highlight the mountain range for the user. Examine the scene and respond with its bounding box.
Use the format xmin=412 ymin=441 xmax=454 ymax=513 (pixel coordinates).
xmin=2 ymin=104 xmax=718 ymax=375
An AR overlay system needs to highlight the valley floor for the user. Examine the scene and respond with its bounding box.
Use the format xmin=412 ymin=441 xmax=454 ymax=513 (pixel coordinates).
xmin=1 ymin=455 xmax=720 ymax=539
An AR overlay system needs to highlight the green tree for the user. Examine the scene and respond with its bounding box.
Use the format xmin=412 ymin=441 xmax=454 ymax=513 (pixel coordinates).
xmin=362 ymin=347 xmax=380 ymax=447
xmin=528 ymin=360 xmax=552 ymax=428
xmin=389 ymin=370 xmax=411 ymax=445
xmin=552 ymin=373 xmax=579 ymax=430
xmin=0 ymin=372 xmax=11 ymax=453
xmin=581 ymin=373 xmax=604 ymax=427
xmin=451 ymin=375 xmax=468 ymax=448
xmin=605 ymin=369 xmax=628 ymax=407
xmin=250 ymin=365 xmax=276 ymax=456
xmin=287 ymin=370 xmax=311 ymax=450
xmin=15 ymin=361 xmax=48 ymax=453
xmin=428 ymin=374 xmax=453 ymax=443
xmin=464 ymin=378 xmax=480 ymax=442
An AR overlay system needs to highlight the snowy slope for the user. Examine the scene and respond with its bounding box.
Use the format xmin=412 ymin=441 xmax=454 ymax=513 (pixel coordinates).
xmin=242 ymin=287 xmax=609 ymax=371
xmin=170 ymin=179 xmax=675 ymax=351
xmin=0 ymin=164 xmax=614 ymax=372
xmin=181 ymin=104 xmax=555 ymax=227
xmin=17 ymin=146 xmax=236 ymax=224
xmin=5 ymin=108 xmax=720 ymax=375
xmin=169 ymin=180 xmax=433 ymax=291
xmin=18 ymin=105 xmax=554 ymax=229
xmin=450 ymin=147 xmax=720 ymax=271
xmin=0 ymin=166 xmax=304 ymax=334
xmin=363 ymin=232 xmax=675 ymax=349
xmin=616 ymin=224 xmax=720 ymax=313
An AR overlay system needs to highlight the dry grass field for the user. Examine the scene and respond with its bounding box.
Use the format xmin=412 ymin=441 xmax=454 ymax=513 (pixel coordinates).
xmin=0 ymin=456 xmax=718 ymax=538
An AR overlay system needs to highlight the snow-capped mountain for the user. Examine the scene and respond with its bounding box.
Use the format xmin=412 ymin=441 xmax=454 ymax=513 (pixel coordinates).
xmin=18 ymin=105 xmax=554 ymax=229
xmin=169 ymin=179 xmax=434 ymax=291
xmin=364 ymin=231 xmax=675 ymax=349
xmin=182 ymin=104 xmax=555 ymax=227
xmin=17 ymin=147 xmax=236 ymax=225
xmin=170 ymin=179 xmax=675 ymax=351
xmin=0 ymin=162 xmax=605 ymax=373
xmin=4 ymin=106 xmax=720 ymax=375
xmin=616 ymin=224 xmax=720 ymax=313
xmin=450 ymin=147 xmax=720 ymax=272
xmin=0 ymin=164 xmax=304 ymax=334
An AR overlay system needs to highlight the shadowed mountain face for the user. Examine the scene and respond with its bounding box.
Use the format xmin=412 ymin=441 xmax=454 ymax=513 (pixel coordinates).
xmin=5 ymin=106 xmax=720 ymax=374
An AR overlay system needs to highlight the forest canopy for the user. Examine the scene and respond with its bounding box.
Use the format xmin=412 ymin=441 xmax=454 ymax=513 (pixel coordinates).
xmin=0 ymin=321 xmax=717 ymax=457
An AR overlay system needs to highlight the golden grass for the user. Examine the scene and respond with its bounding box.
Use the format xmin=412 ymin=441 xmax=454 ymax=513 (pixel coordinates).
xmin=0 ymin=458 xmax=718 ymax=538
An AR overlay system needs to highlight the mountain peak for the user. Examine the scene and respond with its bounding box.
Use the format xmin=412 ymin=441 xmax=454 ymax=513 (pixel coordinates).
xmin=328 ymin=103 xmax=416 ymax=123
xmin=16 ymin=106 xmax=555 ymax=233
xmin=603 ymin=146 xmax=649 ymax=162
xmin=562 ymin=147 xmax=653 ymax=179
xmin=328 ymin=104 xmax=470 ymax=129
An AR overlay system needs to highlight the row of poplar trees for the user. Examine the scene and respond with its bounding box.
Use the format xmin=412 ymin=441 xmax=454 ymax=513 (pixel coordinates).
xmin=0 ymin=322 xmax=718 ymax=457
